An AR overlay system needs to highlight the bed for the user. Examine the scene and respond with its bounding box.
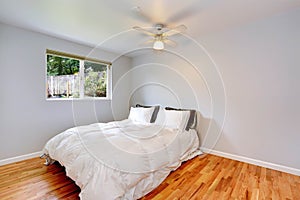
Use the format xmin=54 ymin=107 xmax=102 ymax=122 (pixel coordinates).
xmin=42 ymin=105 xmax=202 ymax=199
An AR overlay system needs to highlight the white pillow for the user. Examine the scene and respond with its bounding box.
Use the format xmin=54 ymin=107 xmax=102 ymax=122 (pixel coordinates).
xmin=128 ymin=107 xmax=155 ymax=124
xmin=164 ymin=110 xmax=190 ymax=131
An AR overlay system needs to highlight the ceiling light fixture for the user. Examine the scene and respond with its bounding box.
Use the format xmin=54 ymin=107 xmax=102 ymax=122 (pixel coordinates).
xmin=134 ymin=23 xmax=186 ymax=51
xmin=153 ymin=40 xmax=164 ymax=50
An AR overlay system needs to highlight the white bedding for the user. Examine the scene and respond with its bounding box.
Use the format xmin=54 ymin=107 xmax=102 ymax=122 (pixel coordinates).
xmin=43 ymin=119 xmax=201 ymax=200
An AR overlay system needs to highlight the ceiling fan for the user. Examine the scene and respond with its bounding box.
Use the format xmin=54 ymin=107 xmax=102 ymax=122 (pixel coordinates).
xmin=133 ymin=23 xmax=187 ymax=50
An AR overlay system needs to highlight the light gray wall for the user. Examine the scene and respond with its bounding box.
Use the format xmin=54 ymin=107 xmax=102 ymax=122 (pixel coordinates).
xmin=130 ymin=9 xmax=300 ymax=169
xmin=0 ymin=23 xmax=132 ymax=160
xmin=203 ymin=8 xmax=300 ymax=169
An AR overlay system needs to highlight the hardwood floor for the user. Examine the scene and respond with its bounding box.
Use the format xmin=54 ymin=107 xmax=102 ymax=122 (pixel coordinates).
xmin=0 ymin=154 xmax=299 ymax=199
xmin=0 ymin=158 xmax=80 ymax=200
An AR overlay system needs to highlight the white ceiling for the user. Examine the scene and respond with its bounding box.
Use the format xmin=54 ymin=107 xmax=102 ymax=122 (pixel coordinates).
xmin=0 ymin=0 xmax=299 ymax=55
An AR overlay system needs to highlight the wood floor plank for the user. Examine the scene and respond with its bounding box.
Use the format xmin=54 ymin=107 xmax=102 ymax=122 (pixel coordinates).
xmin=0 ymin=154 xmax=299 ymax=199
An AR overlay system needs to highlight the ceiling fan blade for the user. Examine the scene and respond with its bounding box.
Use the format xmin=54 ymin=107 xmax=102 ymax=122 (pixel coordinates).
xmin=142 ymin=39 xmax=155 ymax=45
xmin=164 ymin=39 xmax=177 ymax=47
xmin=164 ymin=25 xmax=187 ymax=36
xmin=131 ymin=6 xmax=153 ymax=23
xmin=167 ymin=5 xmax=199 ymax=23
xmin=133 ymin=26 xmax=156 ymax=36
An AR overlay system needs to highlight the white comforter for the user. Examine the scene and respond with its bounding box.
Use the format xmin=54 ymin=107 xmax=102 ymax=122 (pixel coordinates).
xmin=43 ymin=119 xmax=201 ymax=200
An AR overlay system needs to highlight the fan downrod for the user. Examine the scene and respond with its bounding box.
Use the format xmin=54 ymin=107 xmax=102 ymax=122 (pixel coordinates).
xmin=155 ymin=23 xmax=164 ymax=31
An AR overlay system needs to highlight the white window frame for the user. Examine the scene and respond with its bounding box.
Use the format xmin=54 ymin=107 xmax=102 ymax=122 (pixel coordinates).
xmin=46 ymin=49 xmax=112 ymax=100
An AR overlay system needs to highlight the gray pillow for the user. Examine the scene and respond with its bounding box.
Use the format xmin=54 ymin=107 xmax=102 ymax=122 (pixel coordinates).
xmin=136 ymin=104 xmax=160 ymax=123
xmin=165 ymin=107 xmax=196 ymax=131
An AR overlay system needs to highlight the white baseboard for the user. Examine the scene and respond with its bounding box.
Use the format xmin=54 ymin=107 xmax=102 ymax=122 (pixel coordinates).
xmin=200 ymin=147 xmax=300 ymax=176
xmin=0 ymin=151 xmax=42 ymax=166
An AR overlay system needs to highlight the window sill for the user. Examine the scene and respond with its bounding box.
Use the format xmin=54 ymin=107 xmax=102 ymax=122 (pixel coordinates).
xmin=46 ymin=97 xmax=111 ymax=101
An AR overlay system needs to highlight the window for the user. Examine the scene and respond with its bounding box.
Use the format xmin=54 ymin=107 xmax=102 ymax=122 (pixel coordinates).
xmin=46 ymin=49 xmax=111 ymax=99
